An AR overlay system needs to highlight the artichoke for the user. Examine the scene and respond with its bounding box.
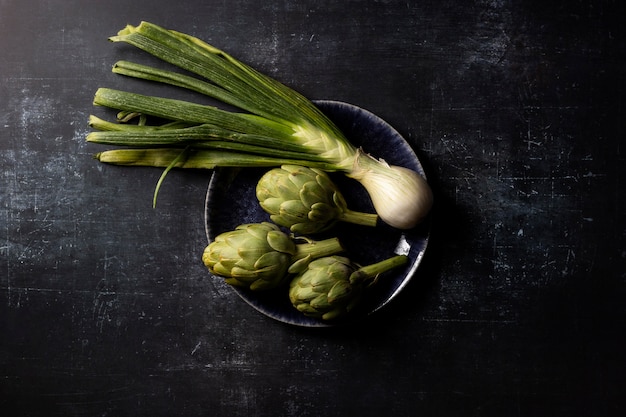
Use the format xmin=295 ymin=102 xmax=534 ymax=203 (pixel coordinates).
xmin=288 ymin=254 xmax=408 ymax=321
xmin=256 ymin=165 xmax=378 ymax=234
xmin=202 ymin=222 xmax=344 ymax=291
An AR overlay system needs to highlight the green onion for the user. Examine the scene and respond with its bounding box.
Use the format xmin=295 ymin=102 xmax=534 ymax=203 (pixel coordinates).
xmin=89 ymin=21 xmax=432 ymax=229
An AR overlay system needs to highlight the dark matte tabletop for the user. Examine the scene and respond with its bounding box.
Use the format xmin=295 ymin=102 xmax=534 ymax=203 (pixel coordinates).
xmin=1 ymin=1 xmax=625 ymax=416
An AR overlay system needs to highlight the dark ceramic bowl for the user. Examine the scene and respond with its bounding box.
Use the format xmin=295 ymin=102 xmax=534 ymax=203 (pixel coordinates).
xmin=204 ymin=100 xmax=430 ymax=327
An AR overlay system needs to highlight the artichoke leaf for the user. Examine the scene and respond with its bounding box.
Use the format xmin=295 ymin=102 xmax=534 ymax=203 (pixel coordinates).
xmin=331 ymin=191 xmax=349 ymax=211
xmin=295 ymin=303 xmax=319 ymax=315
xmin=210 ymin=262 xmax=233 ymax=277
xmin=299 ymin=181 xmax=328 ymax=208
xmin=288 ymin=255 xmax=312 ymax=274
xmin=308 ymin=202 xmax=336 ymax=222
xmin=266 ymin=230 xmax=297 ymax=254
xmin=285 ymin=166 xmax=312 ymax=189
xmin=254 ymin=251 xmax=289 ymax=271
xmin=326 ymin=280 xmax=353 ymax=304
xmin=289 ymin=220 xmax=324 ymax=235
xmin=245 ymin=222 xmax=278 ymax=240
xmin=276 ymin=181 xmax=298 ymax=200
xmin=309 ymin=294 xmax=332 ymax=310
xmin=259 ymin=197 xmax=284 ymax=214
xmin=321 ymin=309 xmax=345 ymax=321
xmin=230 ymin=266 xmax=263 ymax=280
xmin=279 ymin=199 xmax=310 ymax=218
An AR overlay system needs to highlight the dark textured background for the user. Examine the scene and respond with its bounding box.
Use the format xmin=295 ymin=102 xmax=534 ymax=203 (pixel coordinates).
xmin=1 ymin=0 xmax=625 ymax=416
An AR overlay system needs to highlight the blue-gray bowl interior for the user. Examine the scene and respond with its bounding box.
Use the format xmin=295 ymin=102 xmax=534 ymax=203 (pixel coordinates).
xmin=204 ymin=100 xmax=430 ymax=327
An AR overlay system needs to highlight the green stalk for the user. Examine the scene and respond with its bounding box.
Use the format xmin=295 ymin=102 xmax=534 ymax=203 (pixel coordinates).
xmin=112 ymin=60 xmax=254 ymax=116
xmin=110 ymin=25 xmax=292 ymax=124
xmin=93 ymin=88 xmax=295 ymax=140
xmin=92 ymin=87 xmax=355 ymax=167
xmin=109 ymin=22 xmax=351 ymax=147
xmin=338 ymin=209 xmax=379 ymax=228
xmin=87 ymin=118 xmax=326 ymax=157
xmin=92 ymin=138 xmax=330 ymax=162
xmin=88 ymin=116 xmax=336 ymax=163
xmin=293 ymin=237 xmax=344 ymax=262
xmin=153 ymin=148 xmax=188 ymax=208
xmin=111 ymin=23 xmax=313 ymax=126
xmin=349 ymin=255 xmax=408 ymax=286
xmin=287 ymin=236 xmax=346 ymax=275
xmin=94 ymin=148 xmax=338 ymax=170
xmin=88 ymin=115 xmax=192 ymax=132
xmin=93 ymin=21 xmax=358 ymax=169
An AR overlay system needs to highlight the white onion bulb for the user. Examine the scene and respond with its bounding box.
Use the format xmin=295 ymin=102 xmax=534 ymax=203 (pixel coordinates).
xmin=348 ymin=151 xmax=433 ymax=229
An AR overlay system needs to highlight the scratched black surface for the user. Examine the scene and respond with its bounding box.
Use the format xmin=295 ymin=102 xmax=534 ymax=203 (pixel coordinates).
xmin=1 ymin=1 xmax=625 ymax=416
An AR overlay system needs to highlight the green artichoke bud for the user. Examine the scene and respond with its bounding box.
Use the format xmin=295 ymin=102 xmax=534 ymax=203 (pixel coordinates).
xmin=203 ymin=222 xmax=344 ymax=291
xmin=256 ymin=165 xmax=378 ymax=234
xmin=289 ymin=254 xmax=408 ymax=321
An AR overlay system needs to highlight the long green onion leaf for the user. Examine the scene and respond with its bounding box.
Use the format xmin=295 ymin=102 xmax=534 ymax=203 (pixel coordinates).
xmin=153 ymin=147 xmax=189 ymax=208
xmin=95 ymin=149 xmax=338 ymax=170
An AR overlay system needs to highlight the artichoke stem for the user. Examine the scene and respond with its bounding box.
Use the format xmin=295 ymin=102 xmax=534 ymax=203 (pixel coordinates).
xmin=294 ymin=237 xmax=344 ymax=261
xmin=350 ymin=255 xmax=409 ymax=285
xmin=338 ymin=209 xmax=378 ymax=227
